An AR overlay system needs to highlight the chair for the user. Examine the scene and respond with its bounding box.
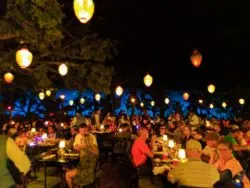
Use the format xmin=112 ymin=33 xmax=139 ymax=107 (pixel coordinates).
xmin=112 ymin=137 xmax=131 ymax=163
xmin=220 ymin=169 xmax=233 ymax=182
xmin=74 ymin=157 xmax=101 ymax=188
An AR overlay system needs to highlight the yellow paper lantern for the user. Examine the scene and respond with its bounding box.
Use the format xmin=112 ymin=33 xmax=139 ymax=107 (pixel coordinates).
xmin=60 ymin=94 xmax=65 ymax=100
xmin=183 ymin=92 xmax=189 ymax=101
xmin=4 ymin=72 xmax=14 ymax=83
xmin=143 ymin=74 xmax=153 ymax=87
xmin=140 ymin=102 xmax=144 ymax=107
xmin=165 ymin=97 xmax=170 ymax=104
xmin=131 ymin=97 xmax=136 ymax=104
xmin=222 ymin=102 xmax=227 ymax=108
xmin=207 ymin=84 xmax=216 ymax=93
xmin=58 ymin=64 xmax=68 ymax=76
xmin=45 ymin=90 xmax=51 ymax=97
xmin=95 ymin=93 xmax=101 ymax=101
xmin=16 ymin=48 xmax=33 ymax=68
xmin=39 ymin=92 xmax=45 ymax=100
xmin=209 ymin=104 xmax=214 ymax=109
xmin=80 ymin=97 xmax=85 ymax=104
xmin=190 ymin=49 xmax=202 ymax=68
xmin=69 ymin=100 xmax=74 ymax=106
xmin=73 ymin=0 xmax=95 ymax=24
xmin=151 ymin=101 xmax=155 ymax=107
xmin=239 ymin=98 xmax=245 ymax=105
xmin=198 ymin=99 xmax=203 ymax=104
xmin=115 ymin=86 xmax=123 ymax=96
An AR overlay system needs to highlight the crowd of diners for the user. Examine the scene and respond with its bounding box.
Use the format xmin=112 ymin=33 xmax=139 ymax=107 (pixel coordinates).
xmin=1 ymin=109 xmax=250 ymax=188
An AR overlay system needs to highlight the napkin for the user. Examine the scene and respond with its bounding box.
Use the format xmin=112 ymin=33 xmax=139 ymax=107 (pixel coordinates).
xmin=153 ymin=165 xmax=170 ymax=175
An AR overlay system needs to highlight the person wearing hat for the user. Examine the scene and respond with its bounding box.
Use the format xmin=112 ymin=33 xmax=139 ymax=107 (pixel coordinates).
xmin=168 ymin=139 xmax=219 ymax=187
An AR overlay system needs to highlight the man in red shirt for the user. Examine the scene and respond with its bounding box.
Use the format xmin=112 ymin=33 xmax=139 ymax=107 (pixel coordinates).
xmin=131 ymin=127 xmax=154 ymax=167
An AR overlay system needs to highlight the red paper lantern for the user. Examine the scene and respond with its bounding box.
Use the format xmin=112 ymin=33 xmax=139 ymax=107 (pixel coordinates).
xmin=190 ymin=50 xmax=202 ymax=68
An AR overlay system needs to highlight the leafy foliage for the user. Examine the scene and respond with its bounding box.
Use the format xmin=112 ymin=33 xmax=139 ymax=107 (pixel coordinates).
xmin=0 ymin=0 xmax=117 ymax=94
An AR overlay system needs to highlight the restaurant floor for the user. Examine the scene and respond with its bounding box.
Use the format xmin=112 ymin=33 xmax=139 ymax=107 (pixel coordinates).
xmin=27 ymin=158 xmax=164 ymax=188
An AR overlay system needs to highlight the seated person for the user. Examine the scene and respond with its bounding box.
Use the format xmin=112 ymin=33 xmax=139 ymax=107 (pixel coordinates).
xmin=213 ymin=139 xmax=250 ymax=187
xmin=168 ymin=139 xmax=220 ymax=187
xmin=131 ymin=127 xmax=154 ymax=168
xmin=66 ymin=123 xmax=99 ymax=188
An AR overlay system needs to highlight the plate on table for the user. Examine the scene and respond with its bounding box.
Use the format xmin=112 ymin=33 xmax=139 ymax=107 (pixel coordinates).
xmin=153 ymin=158 xmax=162 ymax=163
xmin=64 ymin=153 xmax=80 ymax=157
xmin=154 ymin=151 xmax=164 ymax=155
xmin=42 ymin=154 xmax=56 ymax=160
xmin=162 ymin=159 xmax=171 ymax=163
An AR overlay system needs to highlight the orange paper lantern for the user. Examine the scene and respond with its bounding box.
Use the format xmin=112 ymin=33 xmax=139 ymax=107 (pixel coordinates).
xmin=190 ymin=50 xmax=202 ymax=68
xmin=4 ymin=72 xmax=14 ymax=83
xmin=183 ymin=92 xmax=189 ymax=100
xmin=16 ymin=48 xmax=33 ymax=68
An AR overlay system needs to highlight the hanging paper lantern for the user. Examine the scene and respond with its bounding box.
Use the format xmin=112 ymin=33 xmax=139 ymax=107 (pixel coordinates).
xmin=69 ymin=100 xmax=74 ymax=106
xmin=130 ymin=97 xmax=136 ymax=104
xmin=183 ymin=92 xmax=189 ymax=100
xmin=222 ymin=102 xmax=227 ymax=108
xmin=60 ymin=94 xmax=65 ymax=100
xmin=190 ymin=49 xmax=202 ymax=68
xmin=95 ymin=93 xmax=101 ymax=101
xmin=140 ymin=102 xmax=144 ymax=107
xmin=4 ymin=72 xmax=14 ymax=83
xmin=58 ymin=64 xmax=68 ymax=76
xmin=16 ymin=48 xmax=33 ymax=68
xmin=209 ymin=104 xmax=214 ymax=109
xmin=73 ymin=0 xmax=95 ymax=24
xmin=207 ymin=84 xmax=216 ymax=93
xmin=115 ymin=86 xmax=123 ymax=96
xmin=151 ymin=101 xmax=155 ymax=107
xmin=80 ymin=97 xmax=85 ymax=104
xmin=165 ymin=97 xmax=170 ymax=104
xmin=198 ymin=99 xmax=203 ymax=104
xmin=39 ymin=92 xmax=45 ymax=100
xmin=239 ymin=98 xmax=245 ymax=105
xmin=45 ymin=90 xmax=51 ymax=97
xmin=143 ymin=74 xmax=153 ymax=87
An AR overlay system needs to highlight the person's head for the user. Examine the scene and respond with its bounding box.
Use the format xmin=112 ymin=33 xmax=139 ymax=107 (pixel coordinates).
xmin=192 ymin=128 xmax=203 ymax=140
xmin=85 ymin=118 xmax=92 ymax=126
xmin=79 ymin=123 xmax=89 ymax=135
xmin=231 ymin=128 xmax=240 ymax=139
xmin=186 ymin=139 xmax=202 ymax=159
xmin=138 ymin=126 xmax=149 ymax=140
xmin=213 ymin=124 xmax=221 ymax=133
xmin=70 ymin=126 xmax=79 ymax=136
xmin=217 ymin=139 xmax=233 ymax=161
xmin=177 ymin=121 xmax=186 ymax=131
xmin=145 ymin=122 xmax=152 ymax=130
xmin=183 ymin=126 xmax=191 ymax=136
xmin=76 ymin=111 xmax=82 ymax=117
xmin=48 ymin=125 xmax=56 ymax=134
xmin=159 ymin=125 xmax=167 ymax=136
xmin=205 ymin=131 xmax=220 ymax=148
xmin=246 ymin=129 xmax=250 ymax=139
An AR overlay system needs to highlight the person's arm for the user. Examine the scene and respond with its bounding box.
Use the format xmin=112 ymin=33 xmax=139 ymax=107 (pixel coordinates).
xmin=167 ymin=168 xmax=178 ymax=184
xmin=6 ymin=137 xmax=31 ymax=175
xmin=140 ymin=142 xmax=154 ymax=159
xmin=73 ymin=134 xmax=81 ymax=151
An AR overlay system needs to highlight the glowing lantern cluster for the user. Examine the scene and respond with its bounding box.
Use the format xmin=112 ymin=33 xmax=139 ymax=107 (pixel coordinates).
xmin=58 ymin=64 xmax=68 ymax=76
xmin=39 ymin=92 xmax=45 ymax=100
xmin=190 ymin=49 xmax=202 ymax=68
xmin=239 ymin=98 xmax=245 ymax=105
xmin=73 ymin=0 xmax=95 ymax=24
xmin=207 ymin=84 xmax=216 ymax=93
xmin=95 ymin=93 xmax=101 ymax=101
xmin=143 ymin=74 xmax=153 ymax=87
xmin=183 ymin=92 xmax=189 ymax=101
xmin=16 ymin=48 xmax=33 ymax=68
xmin=115 ymin=86 xmax=123 ymax=96
xmin=4 ymin=72 xmax=14 ymax=83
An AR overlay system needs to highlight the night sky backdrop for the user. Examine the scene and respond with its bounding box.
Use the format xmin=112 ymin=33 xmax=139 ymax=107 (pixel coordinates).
xmin=0 ymin=0 xmax=249 ymax=92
